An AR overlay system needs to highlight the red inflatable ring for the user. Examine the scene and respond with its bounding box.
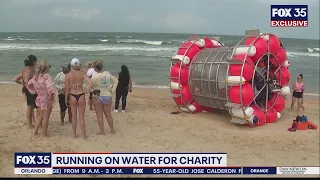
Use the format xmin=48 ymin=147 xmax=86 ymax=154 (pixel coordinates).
xmin=170 ymin=63 xmax=189 ymax=85
xmin=244 ymin=37 xmax=268 ymax=63
xmin=229 ymin=54 xmax=255 ymax=81
xmin=267 ymin=93 xmax=286 ymax=112
xmin=228 ymin=82 xmax=255 ymax=105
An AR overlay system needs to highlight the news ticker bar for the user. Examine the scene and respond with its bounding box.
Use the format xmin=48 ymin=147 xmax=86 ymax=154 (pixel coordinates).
xmin=14 ymin=167 xmax=320 ymax=175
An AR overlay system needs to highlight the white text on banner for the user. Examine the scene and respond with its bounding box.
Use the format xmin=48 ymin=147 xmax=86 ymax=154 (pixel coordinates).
xmin=52 ymin=153 xmax=227 ymax=167
xmin=14 ymin=168 xmax=52 ymax=175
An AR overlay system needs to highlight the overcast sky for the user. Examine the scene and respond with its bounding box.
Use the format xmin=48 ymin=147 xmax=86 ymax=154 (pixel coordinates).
xmin=0 ymin=0 xmax=318 ymax=39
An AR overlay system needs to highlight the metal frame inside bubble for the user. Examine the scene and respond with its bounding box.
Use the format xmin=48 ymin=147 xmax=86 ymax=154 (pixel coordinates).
xmin=169 ymin=36 xmax=226 ymax=113
xmin=229 ymin=32 xmax=284 ymax=125
xmin=169 ymin=30 xmax=287 ymax=125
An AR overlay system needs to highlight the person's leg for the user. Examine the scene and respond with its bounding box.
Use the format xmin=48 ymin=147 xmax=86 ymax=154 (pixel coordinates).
xmin=114 ymin=89 xmax=121 ymax=112
xmin=68 ymin=107 xmax=72 ymax=123
xmin=290 ymin=96 xmax=296 ymax=110
xmin=26 ymin=106 xmax=35 ymax=128
xmin=78 ymin=95 xmax=87 ymax=140
xmin=121 ymin=89 xmax=129 ymax=112
xmin=42 ymin=108 xmax=52 ymax=137
xmin=35 ymin=108 xmax=41 ymax=128
xmin=23 ymin=94 xmax=27 ymax=102
xmin=103 ymin=103 xmax=115 ymax=134
xmin=25 ymin=92 xmax=36 ymax=125
xmin=297 ymin=98 xmax=302 ymax=114
xmin=301 ymin=96 xmax=305 ymax=110
xmin=59 ymin=94 xmax=67 ymax=124
xmin=34 ymin=108 xmax=43 ymax=135
xmin=93 ymin=98 xmax=104 ymax=135
xmin=69 ymin=96 xmax=78 ymax=138
xmin=89 ymin=92 xmax=93 ymax=110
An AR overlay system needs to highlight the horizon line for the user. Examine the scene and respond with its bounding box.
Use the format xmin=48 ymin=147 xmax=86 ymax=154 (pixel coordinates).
xmin=0 ymin=31 xmax=318 ymax=40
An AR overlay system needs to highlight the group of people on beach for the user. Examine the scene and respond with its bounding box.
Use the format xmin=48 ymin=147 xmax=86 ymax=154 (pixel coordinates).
xmin=12 ymin=55 xmax=132 ymax=140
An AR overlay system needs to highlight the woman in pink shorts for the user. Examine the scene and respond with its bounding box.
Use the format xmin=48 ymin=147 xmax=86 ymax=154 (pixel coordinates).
xmin=27 ymin=60 xmax=56 ymax=137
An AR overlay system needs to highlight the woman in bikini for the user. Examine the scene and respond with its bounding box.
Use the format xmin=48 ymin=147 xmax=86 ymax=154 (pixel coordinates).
xmin=65 ymin=58 xmax=93 ymax=140
xmin=291 ymin=74 xmax=305 ymax=114
xmin=27 ymin=60 xmax=56 ymax=136
xmin=91 ymin=60 xmax=118 ymax=135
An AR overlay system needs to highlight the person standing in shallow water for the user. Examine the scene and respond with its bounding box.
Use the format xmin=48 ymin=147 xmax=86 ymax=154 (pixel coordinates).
xmin=114 ymin=65 xmax=132 ymax=113
xmin=54 ymin=63 xmax=72 ymax=125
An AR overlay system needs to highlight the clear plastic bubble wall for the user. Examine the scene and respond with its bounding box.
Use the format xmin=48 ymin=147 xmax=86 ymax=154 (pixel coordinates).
xmin=169 ymin=29 xmax=291 ymax=126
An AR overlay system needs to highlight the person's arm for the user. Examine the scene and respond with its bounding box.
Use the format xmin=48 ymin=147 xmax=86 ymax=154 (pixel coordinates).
xmin=83 ymin=72 xmax=93 ymax=93
xmin=26 ymin=78 xmax=36 ymax=94
xmin=22 ymin=69 xmax=32 ymax=86
xmin=64 ymin=74 xmax=70 ymax=105
xmin=292 ymin=83 xmax=296 ymax=91
xmin=44 ymin=74 xmax=56 ymax=103
xmin=129 ymin=76 xmax=133 ymax=92
xmin=53 ymin=73 xmax=63 ymax=92
xmin=110 ymin=74 xmax=119 ymax=93
xmin=12 ymin=73 xmax=23 ymax=85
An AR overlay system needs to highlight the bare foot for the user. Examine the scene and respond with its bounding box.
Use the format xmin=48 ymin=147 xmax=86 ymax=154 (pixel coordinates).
xmin=43 ymin=134 xmax=49 ymax=137
xmin=96 ymin=132 xmax=105 ymax=135
xmin=34 ymin=131 xmax=39 ymax=136
xmin=82 ymin=135 xmax=88 ymax=140
xmin=110 ymin=130 xmax=115 ymax=134
xmin=73 ymin=134 xmax=77 ymax=139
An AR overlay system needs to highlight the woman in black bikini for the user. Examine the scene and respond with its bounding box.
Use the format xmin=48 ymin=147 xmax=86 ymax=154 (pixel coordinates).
xmin=65 ymin=58 xmax=92 ymax=140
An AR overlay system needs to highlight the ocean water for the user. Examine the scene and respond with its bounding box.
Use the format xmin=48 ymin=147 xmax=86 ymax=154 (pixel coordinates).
xmin=0 ymin=32 xmax=319 ymax=93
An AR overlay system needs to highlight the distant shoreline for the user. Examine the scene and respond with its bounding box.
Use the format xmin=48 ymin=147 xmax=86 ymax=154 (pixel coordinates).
xmin=1 ymin=82 xmax=319 ymax=97
xmin=0 ymin=32 xmax=319 ymax=40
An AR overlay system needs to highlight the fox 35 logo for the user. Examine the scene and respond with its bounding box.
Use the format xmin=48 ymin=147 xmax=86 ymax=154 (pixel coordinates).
xmin=270 ymin=5 xmax=308 ymax=27
xmin=271 ymin=5 xmax=308 ymax=19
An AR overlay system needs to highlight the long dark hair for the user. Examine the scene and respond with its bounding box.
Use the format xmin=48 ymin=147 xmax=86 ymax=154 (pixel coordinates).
xmin=119 ymin=65 xmax=130 ymax=85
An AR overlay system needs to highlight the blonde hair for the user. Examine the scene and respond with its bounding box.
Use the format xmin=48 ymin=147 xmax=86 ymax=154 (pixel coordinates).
xmin=85 ymin=61 xmax=94 ymax=69
xmin=35 ymin=60 xmax=51 ymax=80
xmin=93 ymin=60 xmax=104 ymax=71
xmin=36 ymin=60 xmax=50 ymax=75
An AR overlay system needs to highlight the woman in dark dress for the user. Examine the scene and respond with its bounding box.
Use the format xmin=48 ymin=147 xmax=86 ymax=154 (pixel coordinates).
xmin=114 ymin=65 xmax=132 ymax=113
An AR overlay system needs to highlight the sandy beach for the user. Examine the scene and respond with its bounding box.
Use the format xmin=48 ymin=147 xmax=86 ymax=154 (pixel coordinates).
xmin=0 ymin=84 xmax=319 ymax=178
